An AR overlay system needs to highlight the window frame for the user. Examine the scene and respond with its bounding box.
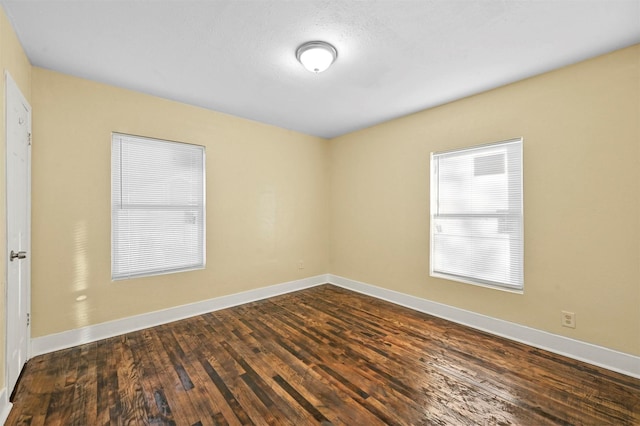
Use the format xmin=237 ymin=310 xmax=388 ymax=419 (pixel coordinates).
xmin=111 ymin=132 xmax=206 ymax=280
xmin=429 ymin=137 xmax=524 ymax=292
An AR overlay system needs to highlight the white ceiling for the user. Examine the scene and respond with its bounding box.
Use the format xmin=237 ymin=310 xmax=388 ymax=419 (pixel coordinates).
xmin=2 ymin=1 xmax=639 ymax=138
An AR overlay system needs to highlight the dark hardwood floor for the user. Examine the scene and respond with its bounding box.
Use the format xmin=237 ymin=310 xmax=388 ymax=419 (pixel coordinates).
xmin=7 ymin=284 xmax=640 ymax=425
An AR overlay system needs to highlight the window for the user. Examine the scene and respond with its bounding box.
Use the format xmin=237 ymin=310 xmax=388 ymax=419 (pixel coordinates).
xmin=430 ymin=138 xmax=523 ymax=291
xmin=112 ymin=133 xmax=205 ymax=280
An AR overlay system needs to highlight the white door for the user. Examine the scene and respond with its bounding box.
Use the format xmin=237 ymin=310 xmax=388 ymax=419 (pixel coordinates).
xmin=5 ymin=71 xmax=31 ymax=396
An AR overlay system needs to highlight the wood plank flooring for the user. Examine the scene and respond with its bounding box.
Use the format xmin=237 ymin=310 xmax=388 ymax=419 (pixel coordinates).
xmin=7 ymin=284 xmax=640 ymax=425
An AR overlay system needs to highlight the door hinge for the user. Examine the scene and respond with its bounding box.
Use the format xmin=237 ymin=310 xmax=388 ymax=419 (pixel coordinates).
xmin=27 ymin=313 xmax=30 ymax=327
xmin=28 ymin=132 xmax=32 ymax=146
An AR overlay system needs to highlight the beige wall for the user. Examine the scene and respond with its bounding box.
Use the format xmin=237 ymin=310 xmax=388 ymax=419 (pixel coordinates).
xmin=0 ymin=6 xmax=32 ymax=393
xmin=31 ymin=68 xmax=329 ymax=337
xmin=330 ymin=44 xmax=640 ymax=356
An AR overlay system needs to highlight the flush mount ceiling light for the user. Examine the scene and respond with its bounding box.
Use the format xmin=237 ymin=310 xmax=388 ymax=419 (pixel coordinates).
xmin=296 ymin=41 xmax=337 ymax=73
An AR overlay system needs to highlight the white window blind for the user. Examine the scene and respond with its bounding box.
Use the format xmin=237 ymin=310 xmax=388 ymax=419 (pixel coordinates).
xmin=112 ymin=133 xmax=205 ymax=280
xmin=430 ymin=138 xmax=523 ymax=290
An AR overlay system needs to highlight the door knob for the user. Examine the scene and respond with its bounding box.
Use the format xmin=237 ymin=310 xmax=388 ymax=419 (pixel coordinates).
xmin=10 ymin=250 xmax=26 ymax=261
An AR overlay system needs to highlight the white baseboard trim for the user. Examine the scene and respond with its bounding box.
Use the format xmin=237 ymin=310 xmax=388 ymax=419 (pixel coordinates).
xmin=31 ymin=274 xmax=329 ymax=357
xmin=327 ymin=274 xmax=640 ymax=379
xmin=0 ymin=387 xmax=12 ymax=426
xmin=30 ymin=273 xmax=640 ymax=379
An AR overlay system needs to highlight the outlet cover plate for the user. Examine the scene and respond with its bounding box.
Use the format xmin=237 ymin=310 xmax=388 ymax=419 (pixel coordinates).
xmin=561 ymin=311 xmax=576 ymax=328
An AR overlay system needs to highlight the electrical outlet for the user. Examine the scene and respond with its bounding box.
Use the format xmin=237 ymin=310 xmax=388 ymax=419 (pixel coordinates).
xmin=561 ymin=311 xmax=576 ymax=328
xmin=298 ymin=260 xmax=304 ymax=269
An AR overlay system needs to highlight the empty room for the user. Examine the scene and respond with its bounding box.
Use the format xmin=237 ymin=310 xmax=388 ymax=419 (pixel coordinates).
xmin=1 ymin=0 xmax=639 ymax=425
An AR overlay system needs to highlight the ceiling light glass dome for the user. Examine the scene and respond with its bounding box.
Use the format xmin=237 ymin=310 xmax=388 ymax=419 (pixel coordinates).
xmin=296 ymin=41 xmax=337 ymax=73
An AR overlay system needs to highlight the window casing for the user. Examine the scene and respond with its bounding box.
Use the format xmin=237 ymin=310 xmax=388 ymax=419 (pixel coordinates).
xmin=430 ymin=138 xmax=523 ymax=291
xmin=112 ymin=133 xmax=205 ymax=280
